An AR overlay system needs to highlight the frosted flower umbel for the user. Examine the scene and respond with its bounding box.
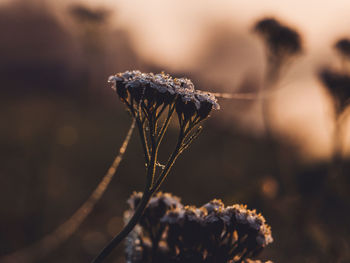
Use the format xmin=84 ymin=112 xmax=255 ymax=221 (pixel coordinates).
xmin=108 ymin=70 xmax=219 ymax=122
xmin=125 ymin=192 xmax=273 ymax=263
xmin=93 ymin=71 xmax=219 ymax=263
xmin=108 ymin=70 xmax=220 ymax=192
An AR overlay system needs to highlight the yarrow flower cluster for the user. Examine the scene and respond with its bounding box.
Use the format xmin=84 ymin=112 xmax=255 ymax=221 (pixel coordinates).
xmin=107 ymin=71 xmax=220 ymax=195
xmin=125 ymin=192 xmax=273 ymax=263
xmin=93 ymin=71 xmax=220 ymax=263
xmin=108 ymin=70 xmax=219 ymax=123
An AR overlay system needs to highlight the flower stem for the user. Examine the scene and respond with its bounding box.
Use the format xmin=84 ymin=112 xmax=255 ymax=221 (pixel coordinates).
xmin=92 ymin=123 xmax=158 ymax=263
xmin=151 ymin=133 xmax=184 ymax=193
xmin=330 ymin=113 xmax=344 ymax=178
xmin=91 ymin=190 xmax=152 ymax=263
xmin=135 ymin=117 xmax=150 ymax=165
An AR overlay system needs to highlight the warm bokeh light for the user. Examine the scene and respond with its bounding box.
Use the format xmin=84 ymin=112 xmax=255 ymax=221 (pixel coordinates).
xmin=47 ymin=0 xmax=350 ymax=159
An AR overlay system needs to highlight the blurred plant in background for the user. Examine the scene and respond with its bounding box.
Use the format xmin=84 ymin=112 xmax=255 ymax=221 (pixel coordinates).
xmin=318 ymin=37 xmax=350 ymax=180
xmin=253 ymin=18 xmax=302 ymax=197
xmin=254 ymin=18 xmax=302 ymax=83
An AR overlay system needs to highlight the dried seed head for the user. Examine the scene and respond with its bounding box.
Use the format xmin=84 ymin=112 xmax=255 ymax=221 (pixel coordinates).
xmin=109 ymin=70 xmax=190 ymax=105
xmin=201 ymin=199 xmax=225 ymax=214
xmin=222 ymin=204 xmax=273 ymax=248
xmin=125 ymin=193 xmax=273 ymax=263
xmin=128 ymin=192 xmax=182 ymax=231
xmin=195 ymin=90 xmax=220 ymax=119
xmin=108 ymin=70 xmax=219 ymax=122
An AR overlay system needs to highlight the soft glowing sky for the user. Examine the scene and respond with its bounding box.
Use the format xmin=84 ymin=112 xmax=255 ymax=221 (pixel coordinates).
xmin=98 ymin=0 xmax=350 ymax=160
xmin=6 ymin=0 xmax=350 ymax=160
xmin=68 ymin=0 xmax=350 ymax=67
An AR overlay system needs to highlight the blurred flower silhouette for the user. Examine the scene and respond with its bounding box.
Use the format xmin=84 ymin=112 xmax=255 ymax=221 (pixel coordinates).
xmin=335 ymin=38 xmax=350 ymax=60
xmin=254 ymin=17 xmax=302 ymax=80
xmin=125 ymin=192 xmax=273 ymax=263
xmin=253 ymin=17 xmax=303 ymax=198
xmin=319 ymin=69 xmax=350 ymax=114
xmin=69 ymin=5 xmax=109 ymax=24
xmin=319 ymin=67 xmax=350 ymax=174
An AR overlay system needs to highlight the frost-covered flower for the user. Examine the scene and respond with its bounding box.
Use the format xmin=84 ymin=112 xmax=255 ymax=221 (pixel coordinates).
xmin=125 ymin=192 xmax=273 ymax=263
xmin=101 ymin=71 xmax=220 ymax=263
xmin=108 ymin=70 xmax=219 ymax=121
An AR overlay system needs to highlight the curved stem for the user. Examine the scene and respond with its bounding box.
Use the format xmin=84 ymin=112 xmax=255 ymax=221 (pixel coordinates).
xmin=91 ymin=190 xmax=152 ymax=263
xmin=330 ymin=114 xmax=344 ymax=178
xmin=151 ymin=132 xmax=184 ymax=193
xmin=92 ymin=126 xmax=158 ymax=263
xmin=135 ymin=117 xmax=150 ymax=165
xmin=156 ymin=104 xmax=175 ymax=146
xmin=150 ymin=151 xmax=181 ymax=194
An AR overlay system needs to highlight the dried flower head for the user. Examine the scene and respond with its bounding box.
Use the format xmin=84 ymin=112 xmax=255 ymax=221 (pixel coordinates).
xmin=319 ymin=68 xmax=350 ymax=113
xmin=128 ymin=192 xmax=183 ymax=231
xmin=108 ymin=70 xmax=219 ymax=122
xmin=335 ymin=38 xmax=350 ymax=58
xmin=202 ymin=198 xmax=225 ymax=214
xmin=254 ymin=17 xmax=302 ymax=61
xmin=125 ymin=192 xmax=273 ymax=263
xmin=94 ymin=72 xmax=219 ymax=263
xmin=108 ymin=71 xmax=220 ymax=201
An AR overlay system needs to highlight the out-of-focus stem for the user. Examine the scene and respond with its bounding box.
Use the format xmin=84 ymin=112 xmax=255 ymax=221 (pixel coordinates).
xmin=330 ymin=113 xmax=344 ymax=178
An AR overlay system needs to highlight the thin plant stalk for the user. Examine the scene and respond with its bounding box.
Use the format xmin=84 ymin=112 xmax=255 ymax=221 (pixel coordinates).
xmin=92 ymin=105 xmax=206 ymax=263
xmin=100 ymin=71 xmax=220 ymax=263
xmin=92 ymin=103 xmax=187 ymax=263
xmin=211 ymin=91 xmax=258 ymax=100
xmin=0 ymin=119 xmax=136 ymax=263
xmin=91 ymin=157 xmax=155 ymax=263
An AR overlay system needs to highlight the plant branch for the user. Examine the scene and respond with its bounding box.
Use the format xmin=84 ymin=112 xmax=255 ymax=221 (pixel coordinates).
xmin=92 ymin=120 xmax=158 ymax=263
